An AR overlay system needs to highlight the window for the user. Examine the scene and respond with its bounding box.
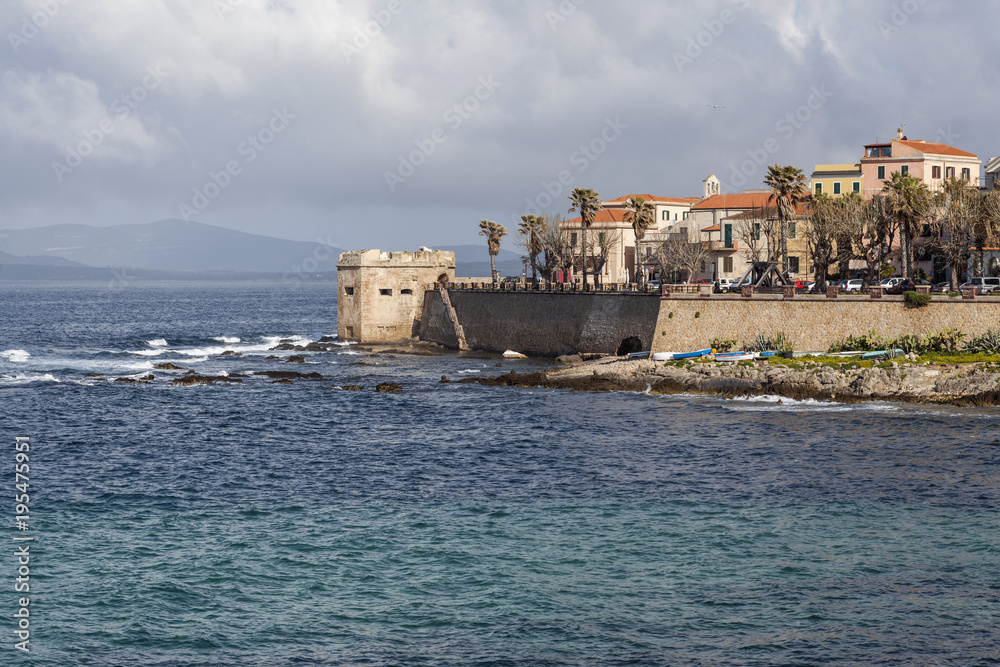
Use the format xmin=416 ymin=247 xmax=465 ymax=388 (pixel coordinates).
xmin=932 ymin=165 xmax=941 ymax=179
xmin=788 ymin=256 xmax=800 ymax=273
xmin=723 ymin=257 xmax=733 ymax=273
xmin=815 ymin=183 xmax=823 ymax=195
xmin=946 ymin=166 xmax=955 ymax=178
xmin=753 ymin=223 xmax=761 ymax=240
xmin=788 ymin=222 xmax=797 ymax=239
xmin=962 ymin=168 xmax=971 ymax=181
xmin=379 ymin=288 xmax=392 ymax=296
xmin=401 ymin=289 xmax=413 ymax=295
xmin=700 ymin=260 xmax=705 ymax=271
xmin=682 ymin=211 xmax=689 ymax=219
xmin=570 ymin=232 xmax=578 ymax=247
xmin=833 ymin=182 xmax=841 ymax=195
xmin=675 ymin=213 xmax=679 ymax=220
xmin=344 ymin=287 xmax=354 ymax=295
xmin=901 ymin=165 xmax=909 ymax=175
xmin=853 ymin=181 xmax=861 ymax=193
xmin=662 ymin=211 xmax=668 ymax=221
xmin=878 ymin=166 xmax=886 ymax=180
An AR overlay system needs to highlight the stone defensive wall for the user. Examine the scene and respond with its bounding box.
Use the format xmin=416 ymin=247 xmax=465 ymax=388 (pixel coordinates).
xmin=419 ymin=285 xmax=661 ymax=357
xmin=419 ymin=284 xmax=1000 ymax=355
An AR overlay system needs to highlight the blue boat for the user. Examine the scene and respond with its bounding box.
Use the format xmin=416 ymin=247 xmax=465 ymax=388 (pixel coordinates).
xmin=861 ymin=349 xmax=905 ymax=360
xmin=671 ymin=348 xmax=713 ymax=360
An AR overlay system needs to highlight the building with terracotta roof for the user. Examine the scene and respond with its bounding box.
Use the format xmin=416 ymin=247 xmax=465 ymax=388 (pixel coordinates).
xmin=860 ymin=128 xmax=981 ymax=198
xmin=560 ymin=193 xmax=700 ymax=284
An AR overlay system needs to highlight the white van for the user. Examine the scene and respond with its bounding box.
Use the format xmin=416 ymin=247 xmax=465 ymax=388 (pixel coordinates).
xmin=962 ymin=277 xmax=1000 ymax=294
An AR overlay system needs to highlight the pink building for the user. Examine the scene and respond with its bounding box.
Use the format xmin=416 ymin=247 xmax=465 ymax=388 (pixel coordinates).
xmin=860 ymin=128 xmax=981 ymax=198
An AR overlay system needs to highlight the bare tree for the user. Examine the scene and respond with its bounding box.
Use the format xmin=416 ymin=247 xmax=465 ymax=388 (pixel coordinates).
xmin=733 ymin=206 xmax=782 ymax=265
xmin=929 ymin=178 xmax=979 ymax=291
xmin=585 ymin=229 xmax=622 ymax=287
xmin=841 ymin=194 xmax=896 ymax=288
xmin=657 ymin=236 xmax=709 ymax=284
xmin=539 ymin=214 xmax=574 ymax=283
xmin=805 ymin=195 xmax=843 ymax=292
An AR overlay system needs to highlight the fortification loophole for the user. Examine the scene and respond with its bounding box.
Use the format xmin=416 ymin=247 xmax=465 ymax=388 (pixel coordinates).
xmin=437 ymin=273 xmax=449 ymax=284
xmin=401 ymin=289 xmax=413 ymax=295
xmin=616 ymin=337 xmax=643 ymax=356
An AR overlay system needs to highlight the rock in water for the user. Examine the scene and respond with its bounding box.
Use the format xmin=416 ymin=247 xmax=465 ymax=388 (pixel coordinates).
xmin=376 ymin=382 xmax=403 ymax=393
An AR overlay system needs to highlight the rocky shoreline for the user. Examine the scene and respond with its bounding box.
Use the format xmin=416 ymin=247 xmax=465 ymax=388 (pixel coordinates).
xmin=459 ymin=356 xmax=1000 ymax=407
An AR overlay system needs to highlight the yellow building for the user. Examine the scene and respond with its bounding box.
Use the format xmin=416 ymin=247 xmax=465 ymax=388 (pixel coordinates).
xmin=810 ymin=163 xmax=862 ymax=197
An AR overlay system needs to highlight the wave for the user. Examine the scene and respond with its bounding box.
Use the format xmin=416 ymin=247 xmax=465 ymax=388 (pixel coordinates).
xmin=1 ymin=349 xmax=31 ymax=363
xmin=147 ymin=339 xmax=169 ymax=348
xmin=1 ymin=373 xmax=59 ymax=385
xmin=212 ymin=337 xmax=241 ymax=344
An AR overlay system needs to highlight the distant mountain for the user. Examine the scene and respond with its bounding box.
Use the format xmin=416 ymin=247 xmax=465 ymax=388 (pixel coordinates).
xmin=0 ymin=220 xmax=345 ymax=274
xmin=0 ymin=250 xmax=89 ymax=267
xmin=434 ymin=244 xmax=526 ymax=278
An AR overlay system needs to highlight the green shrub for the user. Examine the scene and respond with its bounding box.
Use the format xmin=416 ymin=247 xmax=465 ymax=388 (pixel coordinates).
xmin=710 ymin=337 xmax=738 ymax=353
xmin=965 ymin=329 xmax=1000 ymax=354
xmin=695 ymin=311 xmax=700 ymax=318
xmin=904 ymin=291 xmax=931 ymax=307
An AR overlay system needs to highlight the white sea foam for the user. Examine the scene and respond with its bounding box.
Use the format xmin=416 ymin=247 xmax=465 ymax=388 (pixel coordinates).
xmin=129 ymin=349 xmax=165 ymax=357
xmin=1 ymin=373 xmax=59 ymax=385
xmin=458 ymin=369 xmax=482 ymax=374
xmin=212 ymin=336 xmax=241 ymax=344
xmin=1 ymin=349 xmax=31 ymax=363
xmin=147 ymin=339 xmax=169 ymax=348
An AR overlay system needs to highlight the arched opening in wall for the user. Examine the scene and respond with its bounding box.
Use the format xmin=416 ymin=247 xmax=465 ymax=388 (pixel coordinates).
xmin=616 ymin=337 xmax=643 ymax=356
xmin=437 ymin=273 xmax=449 ymax=284
xmin=401 ymin=289 xmax=414 ymax=295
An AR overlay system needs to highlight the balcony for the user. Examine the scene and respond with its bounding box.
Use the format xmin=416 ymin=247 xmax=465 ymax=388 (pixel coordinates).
xmin=702 ymin=240 xmax=739 ymax=252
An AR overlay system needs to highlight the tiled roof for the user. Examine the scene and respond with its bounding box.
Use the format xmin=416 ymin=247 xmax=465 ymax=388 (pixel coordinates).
xmin=564 ymin=209 xmax=629 ymax=225
xmin=692 ymin=192 xmax=774 ymax=210
xmin=603 ymin=194 xmax=701 ymax=205
xmin=897 ymin=140 xmax=978 ymax=158
xmin=702 ymin=224 xmax=722 ymax=232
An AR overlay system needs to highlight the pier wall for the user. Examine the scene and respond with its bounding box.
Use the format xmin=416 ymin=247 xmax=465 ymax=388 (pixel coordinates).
xmin=419 ymin=289 xmax=1000 ymax=356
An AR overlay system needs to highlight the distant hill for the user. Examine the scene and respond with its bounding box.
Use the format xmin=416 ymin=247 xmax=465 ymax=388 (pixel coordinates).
xmin=435 ymin=244 xmax=526 ymax=278
xmin=0 ymin=220 xmax=345 ymax=273
xmin=0 ymin=250 xmax=89 ymax=267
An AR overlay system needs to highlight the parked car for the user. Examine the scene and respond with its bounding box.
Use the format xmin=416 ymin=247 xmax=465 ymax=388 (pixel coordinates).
xmin=880 ymin=277 xmax=904 ymax=289
xmin=715 ymin=278 xmax=734 ymax=293
xmin=689 ymin=278 xmax=711 ymax=285
xmin=960 ymin=277 xmax=1000 ymax=294
xmin=931 ymin=282 xmax=950 ymax=293
xmin=885 ymin=278 xmax=932 ymax=295
xmin=844 ymin=279 xmax=864 ymax=293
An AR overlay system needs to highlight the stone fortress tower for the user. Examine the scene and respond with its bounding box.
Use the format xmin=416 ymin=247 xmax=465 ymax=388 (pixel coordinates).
xmin=336 ymin=249 xmax=456 ymax=343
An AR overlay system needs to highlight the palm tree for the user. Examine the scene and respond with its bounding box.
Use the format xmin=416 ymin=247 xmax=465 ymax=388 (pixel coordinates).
xmin=882 ymin=171 xmax=930 ymax=280
xmin=568 ymin=188 xmax=603 ymax=289
xmin=478 ymin=219 xmax=507 ymax=283
xmin=764 ymin=164 xmax=807 ymax=275
xmin=623 ymin=196 xmax=654 ymax=284
xmin=517 ymin=214 xmax=546 ymax=283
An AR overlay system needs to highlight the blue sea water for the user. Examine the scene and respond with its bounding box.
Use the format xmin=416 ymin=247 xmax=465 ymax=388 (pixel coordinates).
xmin=2 ymin=282 xmax=999 ymax=666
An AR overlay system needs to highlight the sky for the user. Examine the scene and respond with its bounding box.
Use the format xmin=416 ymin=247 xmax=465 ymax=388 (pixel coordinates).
xmin=1 ymin=0 xmax=998 ymax=250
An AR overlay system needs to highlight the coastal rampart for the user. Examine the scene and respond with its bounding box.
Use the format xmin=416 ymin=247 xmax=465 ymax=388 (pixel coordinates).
xmin=419 ymin=287 xmax=1000 ymax=355
xmin=419 ymin=287 xmax=661 ymax=357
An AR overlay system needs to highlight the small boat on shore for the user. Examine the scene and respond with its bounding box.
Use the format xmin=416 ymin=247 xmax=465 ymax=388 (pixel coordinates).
xmin=627 ymin=351 xmax=650 ymax=359
xmin=651 ymin=352 xmax=677 ymax=361
xmin=715 ymin=352 xmax=755 ymax=363
xmin=671 ymin=348 xmax=713 ymax=360
xmin=861 ymin=349 xmax=905 ymax=360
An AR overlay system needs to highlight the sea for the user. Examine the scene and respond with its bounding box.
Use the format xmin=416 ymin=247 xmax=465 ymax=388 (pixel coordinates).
xmin=2 ymin=282 xmax=999 ymax=666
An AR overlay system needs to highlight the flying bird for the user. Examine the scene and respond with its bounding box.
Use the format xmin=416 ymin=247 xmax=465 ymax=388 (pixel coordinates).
xmin=706 ymin=104 xmax=725 ymax=108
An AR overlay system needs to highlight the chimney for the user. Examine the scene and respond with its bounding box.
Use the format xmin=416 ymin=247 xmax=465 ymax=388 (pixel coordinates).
xmin=897 ymin=127 xmax=903 ymax=140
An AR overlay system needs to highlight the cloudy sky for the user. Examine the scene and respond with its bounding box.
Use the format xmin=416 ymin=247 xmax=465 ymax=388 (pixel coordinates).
xmin=1 ymin=0 xmax=998 ymax=249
